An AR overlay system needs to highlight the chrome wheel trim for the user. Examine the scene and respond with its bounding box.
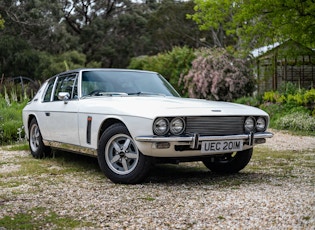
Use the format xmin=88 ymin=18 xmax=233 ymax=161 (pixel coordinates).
xmin=30 ymin=124 xmax=40 ymax=152
xmin=105 ymin=134 xmax=139 ymax=175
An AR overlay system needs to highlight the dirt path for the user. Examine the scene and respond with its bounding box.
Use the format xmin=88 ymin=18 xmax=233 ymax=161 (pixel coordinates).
xmin=263 ymin=129 xmax=315 ymax=151
xmin=0 ymin=130 xmax=314 ymax=229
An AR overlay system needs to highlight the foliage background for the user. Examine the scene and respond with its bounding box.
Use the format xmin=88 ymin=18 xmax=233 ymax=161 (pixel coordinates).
xmin=0 ymin=0 xmax=212 ymax=80
xmin=128 ymin=46 xmax=195 ymax=94
xmin=189 ymin=0 xmax=315 ymax=52
xmin=180 ymin=48 xmax=255 ymax=101
xmin=0 ymin=0 xmax=314 ymax=144
xmin=1 ymin=0 xmax=313 ymax=80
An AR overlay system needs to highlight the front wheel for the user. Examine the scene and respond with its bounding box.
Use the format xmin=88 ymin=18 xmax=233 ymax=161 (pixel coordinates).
xmin=98 ymin=123 xmax=152 ymax=184
xmin=29 ymin=118 xmax=51 ymax=158
xmin=202 ymin=148 xmax=253 ymax=174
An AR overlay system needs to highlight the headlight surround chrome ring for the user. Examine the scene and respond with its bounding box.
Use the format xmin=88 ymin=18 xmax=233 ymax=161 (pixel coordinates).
xmin=244 ymin=117 xmax=255 ymax=133
xmin=256 ymin=117 xmax=266 ymax=132
xmin=170 ymin=117 xmax=185 ymax=135
xmin=153 ymin=118 xmax=169 ymax=136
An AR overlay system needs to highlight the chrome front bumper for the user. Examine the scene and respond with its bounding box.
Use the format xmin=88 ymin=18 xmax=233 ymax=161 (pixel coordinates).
xmin=135 ymin=132 xmax=274 ymax=149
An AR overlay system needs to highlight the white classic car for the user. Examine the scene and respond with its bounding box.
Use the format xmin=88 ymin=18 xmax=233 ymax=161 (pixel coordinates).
xmin=23 ymin=68 xmax=273 ymax=184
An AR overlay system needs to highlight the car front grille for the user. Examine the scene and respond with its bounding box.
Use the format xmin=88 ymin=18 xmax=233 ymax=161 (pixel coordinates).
xmin=185 ymin=116 xmax=245 ymax=136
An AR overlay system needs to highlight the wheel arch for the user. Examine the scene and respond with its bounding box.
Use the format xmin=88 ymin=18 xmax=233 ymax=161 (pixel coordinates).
xmin=27 ymin=114 xmax=37 ymax=128
xmin=25 ymin=114 xmax=37 ymax=140
xmin=98 ymin=118 xmax=129 ymax=144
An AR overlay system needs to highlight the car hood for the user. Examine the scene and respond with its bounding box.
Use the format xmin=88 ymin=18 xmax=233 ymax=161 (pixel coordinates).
xmin=79 ymin=96 xmax=268 ymax=119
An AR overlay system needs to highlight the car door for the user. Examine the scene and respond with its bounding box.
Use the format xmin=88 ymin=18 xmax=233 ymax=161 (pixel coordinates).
xmin=39 ymin=73 xmax=80 ymax=146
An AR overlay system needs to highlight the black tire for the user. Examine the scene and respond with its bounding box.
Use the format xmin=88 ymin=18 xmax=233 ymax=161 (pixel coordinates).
xmin=97 ymin=123 xmax=152 ymax=184
xmin=28 ymin=118 xmax=51 ymax=158
xmin=202 ymin=148 xmax=253 ymax=174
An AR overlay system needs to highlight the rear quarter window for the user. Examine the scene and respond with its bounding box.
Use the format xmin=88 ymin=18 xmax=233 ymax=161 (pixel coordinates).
xmin=43 ymin=78 xmax=56 ymax=102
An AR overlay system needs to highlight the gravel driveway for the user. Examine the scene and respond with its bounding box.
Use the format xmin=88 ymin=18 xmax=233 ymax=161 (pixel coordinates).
xmin=0 ymin=130 xmax=314 ymax=229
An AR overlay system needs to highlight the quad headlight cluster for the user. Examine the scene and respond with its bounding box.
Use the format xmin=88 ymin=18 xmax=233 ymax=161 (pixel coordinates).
xmin=153 ymin=116 xmax=267 ymax=136
xmin=244 ymin=116 xmax=267 ymax=133
xmin=153 ymin=117 xmax=185 ymax=136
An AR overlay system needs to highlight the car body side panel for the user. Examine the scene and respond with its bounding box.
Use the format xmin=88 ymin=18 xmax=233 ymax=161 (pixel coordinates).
xmin=42 ymin=101 xmax=80 ymax=145
xmin=23 ymin=100 xmax=80 ymax=145
xmin=77 ymin=113 xmax=153 ymax=151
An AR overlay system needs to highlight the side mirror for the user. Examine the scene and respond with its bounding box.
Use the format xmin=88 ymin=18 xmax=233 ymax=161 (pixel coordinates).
xmin=58 ymin=92 xmax=70 ymax=101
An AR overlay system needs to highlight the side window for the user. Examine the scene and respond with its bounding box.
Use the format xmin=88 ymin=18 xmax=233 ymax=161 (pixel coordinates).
xmin=53 ymin=74 xmax=78 ymax=101
xmin=43 ymin=78 xmax=56 ymax=102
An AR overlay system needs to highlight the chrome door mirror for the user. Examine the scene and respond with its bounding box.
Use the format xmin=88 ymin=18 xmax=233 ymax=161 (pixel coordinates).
xmin=58 ymin=92 xmax=70 ymax=101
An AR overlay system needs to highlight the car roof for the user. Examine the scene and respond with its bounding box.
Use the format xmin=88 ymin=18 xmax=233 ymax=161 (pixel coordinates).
xmin=58 ymin=68 xmax=158 ymax=76
xmin=45 ymin=68 xmax=159 ymax=83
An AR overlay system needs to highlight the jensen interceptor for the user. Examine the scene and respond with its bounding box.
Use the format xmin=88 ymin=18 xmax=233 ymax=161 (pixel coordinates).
xmin=23 ymin=68 xmax=273 ymax=184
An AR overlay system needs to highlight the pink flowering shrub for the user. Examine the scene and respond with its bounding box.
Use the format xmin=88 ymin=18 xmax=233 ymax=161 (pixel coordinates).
xmin=180 ymin=48 xmax=255 ymax=101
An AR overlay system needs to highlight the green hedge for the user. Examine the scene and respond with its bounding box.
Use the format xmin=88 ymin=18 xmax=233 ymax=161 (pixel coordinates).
xmin=128 ymin=46 xmax=195 ymax=95
xmin=235 ymin=84 xmax=315 ymax=134
xmin=0 ymin=94 xmax=28 ymax=145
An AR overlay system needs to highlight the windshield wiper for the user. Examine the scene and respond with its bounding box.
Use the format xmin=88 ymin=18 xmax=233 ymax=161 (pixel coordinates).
xmin=100 ymin=92 xmax=128 ymax=96
xmin=82 ymin=92 xmax=128 ymax=98
xmin=128 ymin=92 xmax=165 ymax=96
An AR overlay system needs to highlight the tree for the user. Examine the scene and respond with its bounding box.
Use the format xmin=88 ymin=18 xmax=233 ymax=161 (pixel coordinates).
xmin=78 ymin=3 xmax=153 ymax=67
xmin=36 ymin=51 xmax=101 ymax=79
xmin=0 ymin=0 xmax=65 ymax=52
xmin=187 ymin=0 xmax=234 ymax=48
xmin=0 ymin=35 xmax=42 ymax=78
xmin=189 ymin=0 xmax=315 ymax=51
xmin=147 ymin=0 xmax=208 ymax=53
xmin=0 ymin=14 xmax=4 ymax=29
xmin=1 ymin=0 xmax=231 ymax=79
xmin=59 ymin=0 xmax=152 ymax=67
xmin=61 ymin=0 xmax=121 ymax=35
xmin=180 ymin=48 xmax=255 ymax=101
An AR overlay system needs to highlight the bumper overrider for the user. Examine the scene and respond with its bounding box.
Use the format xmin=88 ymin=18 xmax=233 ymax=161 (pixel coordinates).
xmin=135 ymin=132 xmax=274 ymax=157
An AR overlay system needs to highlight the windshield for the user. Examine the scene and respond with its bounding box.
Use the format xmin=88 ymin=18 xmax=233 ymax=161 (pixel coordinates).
xmin=81 ymin=70 xmax=180 ymax=97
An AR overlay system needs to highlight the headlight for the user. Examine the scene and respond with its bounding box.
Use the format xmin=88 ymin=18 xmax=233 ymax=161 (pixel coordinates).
xmin=170 ymin=117 xmax=185 ymax=135
xmin=256 ymin=117 xmax=266 ymax=132
xmin=244 ymin=117 xmax=255 ymax=133
xmin=153 ymin=118 xmax=169 ymax=135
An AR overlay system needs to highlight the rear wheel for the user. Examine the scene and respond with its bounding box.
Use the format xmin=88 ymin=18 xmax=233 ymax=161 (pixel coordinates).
xmin=29 ymin=118 xmax=51 ymax=158
xmin=98 ymin=123 xmax=152 ymax=184
xmin=202 ymin=148 xmax=253 ymax=173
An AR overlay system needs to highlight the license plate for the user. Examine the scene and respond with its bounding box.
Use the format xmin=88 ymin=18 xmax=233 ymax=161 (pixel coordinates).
xmin=201 ymin=140 xmax=243 ymax=153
